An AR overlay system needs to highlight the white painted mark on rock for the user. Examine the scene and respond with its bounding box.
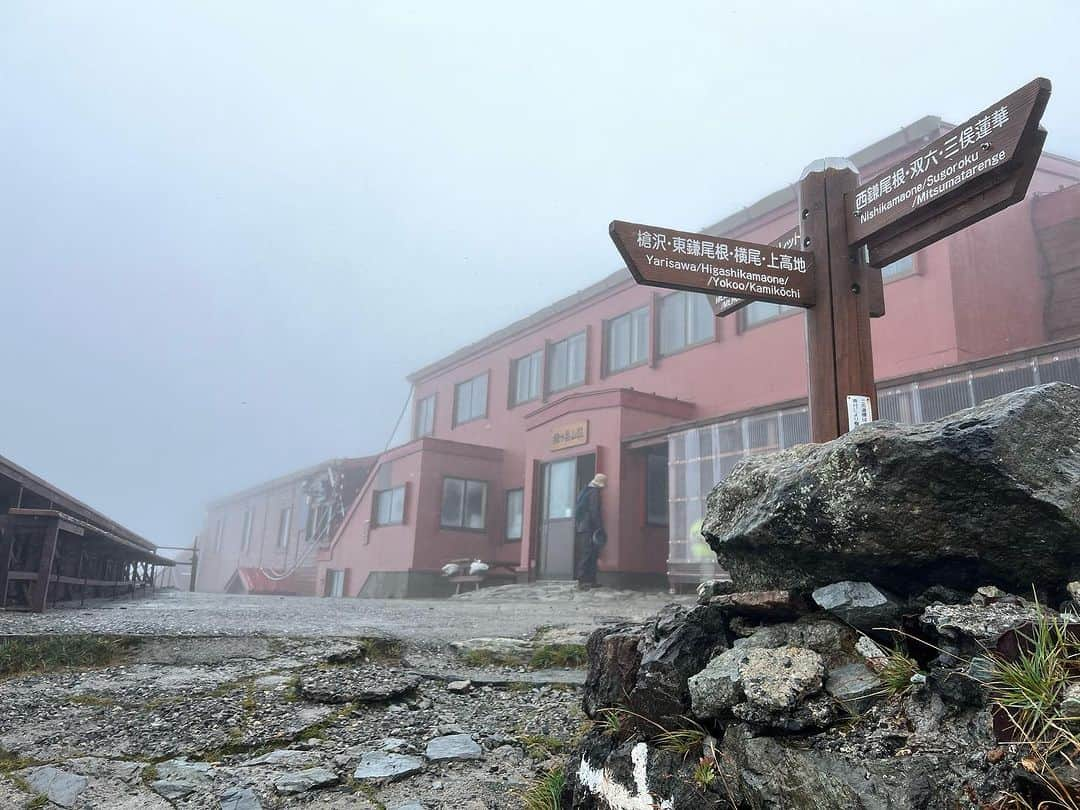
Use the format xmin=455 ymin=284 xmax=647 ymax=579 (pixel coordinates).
xmin=577 ymin=741 xmax=674 ymax=810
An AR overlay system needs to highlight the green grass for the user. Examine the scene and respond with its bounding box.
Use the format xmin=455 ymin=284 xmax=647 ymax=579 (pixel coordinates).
xmin=520 ymin=766 xmax=566 ymax=810
xmin=0 ymin=635 xmax=133 ymax=678
xmin=879 ymin=648 xmax=920 ymax=696
xmin=517 ymin=734 xmax=565 ymax=760
xmin=460 ymin=648 xmax=523 ymax=668
xmin=529 ymin=644 xmax=588 ymax=670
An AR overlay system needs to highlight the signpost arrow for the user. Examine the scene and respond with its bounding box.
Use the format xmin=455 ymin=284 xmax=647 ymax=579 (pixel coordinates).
xmin=608 ymin=220 xmax=816 ymax=309
xmin=847 ymin=77 xmax=1051 ymax=266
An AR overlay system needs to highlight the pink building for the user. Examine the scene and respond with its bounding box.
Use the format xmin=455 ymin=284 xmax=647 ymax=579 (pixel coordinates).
xmin=311 ymin=116 xmax=1080 ymax=596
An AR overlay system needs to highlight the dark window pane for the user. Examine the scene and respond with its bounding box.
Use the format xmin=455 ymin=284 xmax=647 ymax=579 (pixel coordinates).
xmin=659 ymin=294 xmax=683 ymax=355
xmin=464 ymin=481 xmax=487 ymax=529
xmin=441 ymin=479 xmax=464 ymax=527
xmin=646 ymin=450 xmax=668 ymax=525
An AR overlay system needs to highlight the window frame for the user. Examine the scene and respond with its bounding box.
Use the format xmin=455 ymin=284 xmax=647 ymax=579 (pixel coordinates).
xmin=276 ymin=506 xmax=292 ymax=550
xmin=547 ymin=331 xmax=588 ymax=394
xmin=414 ymin=393 xmax=436 ymax=438
xmin=738 ymin=300 xmax=800 ymax=331
xmin=372 ymin=484 xmax=407 ymax=527
xmin=645 ymin=447 xmax=669 ymax=527
xmin=509 ymin=349 xmax=543 ymax=408
xmin=452 ymin=372 xmax=489 ymax=427
xmin=881 ymin=252 xmax=918 ymax=283
xmin=240 ymin=508 xmax=253 ymax=551
xmin=604 ymin=306 xmax=650 ymax=376
xmin=658 ymin=292 xmax=716 ymax=357
xmin=440 ymin=476 xmax=489 ymax=532
xmin=505 ymin=488 xmax=524 ymax=542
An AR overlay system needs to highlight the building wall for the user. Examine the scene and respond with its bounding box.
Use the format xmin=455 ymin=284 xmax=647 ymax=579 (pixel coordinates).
xmin=197 ymin=476 xmax=312 ymax=594
xmin=322 ymin=146 xmax=1080 ymax=595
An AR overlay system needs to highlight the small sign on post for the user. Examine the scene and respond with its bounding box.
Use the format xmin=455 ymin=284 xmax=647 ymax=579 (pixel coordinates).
xmin=846 ymin=395 xmax=873 ymax=430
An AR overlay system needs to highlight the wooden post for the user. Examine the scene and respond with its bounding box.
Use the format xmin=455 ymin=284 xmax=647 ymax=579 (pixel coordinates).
xmin=800 ymin=159 xmax=878 ymax=442
xmin=0 ymin=519 xmax=12 ymax=609
xmin=29 ymin=518 xmax=60 ymax=613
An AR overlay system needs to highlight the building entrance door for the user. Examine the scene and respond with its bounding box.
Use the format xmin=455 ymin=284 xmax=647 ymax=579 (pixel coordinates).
xmin=537 ymin=453 xmax=595 ymax=579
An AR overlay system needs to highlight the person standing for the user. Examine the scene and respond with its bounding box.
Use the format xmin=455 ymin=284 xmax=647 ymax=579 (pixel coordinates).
xmin=574 ymin=473 xmax=606 ymax=590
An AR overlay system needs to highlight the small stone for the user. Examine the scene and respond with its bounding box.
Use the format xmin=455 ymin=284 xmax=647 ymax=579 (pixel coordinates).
xmin=1062 ymin=682 xmax=1080 ymax=714
xmin=447 ymin=680 xmax=472 ymax=694
xmin=971 ymin=585 xmax=1018 ymax=606
xmin=354 ymin=752 xmax=424 ymax=781
xmin=24 ymin=767 xmax=89 ymax=808
xmin=381 ymin=738 xmax=411 ymax=752
xmin=709 ymin=590 xmax=805 ymax=620
xmin=152 ymin=779 xmax=196 ymax=800
xmin=824 ymin=663 xmax=883 ymax=714
xmin=273 ymin=767 xmax=338 ymax=794
xmin=811 ymin=581 xmax=900 ymax=630
xmin=426 ymin=734 xmax=484 ymax=762
xmin=738 ymin=646 xmax=824 ymax=712
xmin=855 ymin=634 xmax=889 ymax=669
xmin=220 ymin=786 xmax=263 ymax=810
xmin=240 ymin=749 xmax=319 ymax=768
xmin=395 ymin=805 xmax=427 ymax=810
xmin=696 ymin=579 xmax=735 ymax=603
xmin=688 ymin=648 xmax=744 ymax=719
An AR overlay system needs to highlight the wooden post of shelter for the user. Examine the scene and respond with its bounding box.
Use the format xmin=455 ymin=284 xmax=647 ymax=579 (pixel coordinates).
xmin=29 ymin=517 xmax=60 ymax=613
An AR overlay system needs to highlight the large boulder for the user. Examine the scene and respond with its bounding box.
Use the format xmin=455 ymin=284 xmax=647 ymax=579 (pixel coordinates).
xmin=702 ymin=384 xmax=1080 ymax=596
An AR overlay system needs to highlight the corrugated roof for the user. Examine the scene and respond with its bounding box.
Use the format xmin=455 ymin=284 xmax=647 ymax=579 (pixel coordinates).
xmin=407 ymin=116 xmax=949 ymax=383
xmin=0 ymin=452 xmax=157 ymax=551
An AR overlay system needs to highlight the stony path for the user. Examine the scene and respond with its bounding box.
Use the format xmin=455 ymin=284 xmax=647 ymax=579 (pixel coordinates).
xmin=0 ymin=586 xmax=687 ymax=642
xmin=0 ymin=587 xmax=687 ymax=809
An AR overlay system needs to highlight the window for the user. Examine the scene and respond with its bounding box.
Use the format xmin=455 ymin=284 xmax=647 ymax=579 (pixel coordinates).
xmin=882 ymin=254 xmax=914 ymax=280
xmin=373 ymin=485 xmax=406 ymax=526
xmin=544 ymin=458 xmax=577 ymax=520
xmin=453 ymin=373 xmax=488 ymax=425
xmin=659 ymin=292 xmax=713 ymax=355
xmin=548 ymin=332 xmax=586 ymax=392
xmin=441 ymin=477 xmax=488 ymax=530
xmin=240 ymin=509 xmax=253 ymax=551
xmin=605 ymin=307 xmax=649 ymax=374
xmin=743 ymin=301 xmax=797 ymax=328
xmin=414 ymin=394 xmax=436 ymax=438
xmin=214 ymin=518 xmax=225 ymax=552
xmin=510 ymin=350 xmax=543 ymax=406
xmin=506 ymin=488 xmax=524 ymax=541
xmin=324 ymin=569 xmax=346 ymax=598
xmin=277 ymin=506 xmax=292 ymax=549
xmin=646 ymin=448 xmax=669 ymax=526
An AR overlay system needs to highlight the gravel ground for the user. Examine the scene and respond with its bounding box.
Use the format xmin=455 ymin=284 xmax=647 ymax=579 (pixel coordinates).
xmin=0 ymin=585 xmax=684 ymax=809
xmin=0 ymin=586 xmax=687 ymax=642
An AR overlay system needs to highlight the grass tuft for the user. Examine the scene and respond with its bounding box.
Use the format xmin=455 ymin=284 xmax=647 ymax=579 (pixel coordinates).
xmin=517 ymin=734 xmax=564 ymax=760
xmin=529 ymin=644 xmax=588 ymax=670
xmin=0 ymin=635 xmax=133 ymax=678
xmin=520 ymin=766 xmax=566 ymax=810
xmin=879 ymin=648 xmax=919 ymax=696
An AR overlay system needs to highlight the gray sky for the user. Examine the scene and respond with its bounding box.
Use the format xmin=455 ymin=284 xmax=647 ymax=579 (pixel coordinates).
xmin=2 ymin=0 xmax=1078 ymax=548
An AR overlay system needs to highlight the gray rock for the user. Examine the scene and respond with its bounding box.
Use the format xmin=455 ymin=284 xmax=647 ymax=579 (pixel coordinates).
xmin=446 ymin=679 xmax=472 ymax=693
xmin=702 ymin=384 xmax=1080 ymax=596
xmin=156 ymin=758 xmax=214 ymax=783
xmin=152 ymin=779 xmax=196 ymax=800
xmin=921 ymin=601 xmax=1050 ymax=654
xmin=298 ymin=665 xmax=420 ymax=704
xmin=353 ymin=752 xmax=424 ymax=781
xmin=811 ymin=581 xmax=901 ymax=630
xmin=24 ymin=767 xmax=89 ymax=808
xmin=688 ymin=648 xmax=744 ymax=719
xmin=824 ymin=662 xmax=883 ymax=714
xmin=855 ymin=634 xmax=889 ymax=668
xmin=394 ymin=805 xmax=427 ymax=810
xmin=738 ymin=646 xmax=824 ymax=712
xmin=220 ymin=787 xmax=263 ymax=810
xmin=425 ymin=733 xmax=484 ymax=761
xmin=709 ymin=589 xmax=806 ymax=620
xmin=240 ymin=749 xmax=320 ymax=767
xmin=273 ymin=767 xmax=338 ymax=794
xmin=449 ymin=637 xmax=533 ymax=662
xmin=735 ymin=616 xmax=858 ymax=666
xmin=1064 ymin=682 xmax=1080 ymax=714
xmin=381 ymin=737 xmax=411 ymax=752
xmin=696 ymin=578 xmax=735 ymax=602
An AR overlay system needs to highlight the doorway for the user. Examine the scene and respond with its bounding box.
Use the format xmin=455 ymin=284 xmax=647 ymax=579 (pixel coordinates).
xmin=537 ymin=453 xmax=595 ymax=579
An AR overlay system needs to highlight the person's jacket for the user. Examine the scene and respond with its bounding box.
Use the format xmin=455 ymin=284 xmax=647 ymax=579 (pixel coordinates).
xmin=575 ymin=485 xmax=603 ymax=534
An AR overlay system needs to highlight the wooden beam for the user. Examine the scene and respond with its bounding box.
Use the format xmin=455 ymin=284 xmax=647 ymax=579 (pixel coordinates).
xmin=29 ymin=518 xmax=60 ymax=612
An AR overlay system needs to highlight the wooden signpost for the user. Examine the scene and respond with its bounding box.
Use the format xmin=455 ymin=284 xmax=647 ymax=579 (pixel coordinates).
xmin=610 ymin=78 xmax=1052 ymax=442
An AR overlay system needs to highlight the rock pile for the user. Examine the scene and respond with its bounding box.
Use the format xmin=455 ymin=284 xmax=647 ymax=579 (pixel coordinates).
xmin=563 ymin=385 xmax=1080 ymax=808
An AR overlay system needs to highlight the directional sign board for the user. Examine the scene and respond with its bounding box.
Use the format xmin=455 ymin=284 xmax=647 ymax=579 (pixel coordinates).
xmin=609 ymin=220 xmax=816 ymax=309
xmin=847 ymin=77 xmax=1050 ymax=266
xmin=708 ymin=226 xmax=802 ymax=316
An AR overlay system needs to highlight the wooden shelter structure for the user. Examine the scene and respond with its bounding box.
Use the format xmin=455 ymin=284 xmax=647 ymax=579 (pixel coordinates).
xmin=0 ymin=453 xmax=172 ymax=612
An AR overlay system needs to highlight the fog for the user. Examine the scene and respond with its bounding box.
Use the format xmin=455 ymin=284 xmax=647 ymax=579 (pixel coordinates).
xmin=1 ymin=0 xmax=1077 ymax=548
